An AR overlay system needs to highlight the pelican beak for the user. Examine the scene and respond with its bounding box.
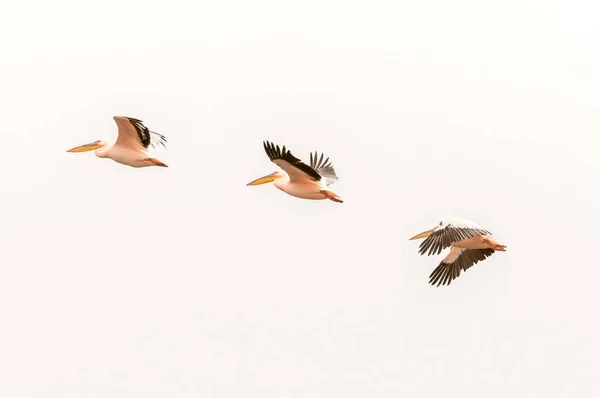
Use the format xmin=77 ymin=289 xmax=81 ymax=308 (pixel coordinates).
xmin=409 ymin=227 xmax=436 ymax=240
xmin=246 ymin=172 xmax=278 ymax=186
xmin=66 ymin=142 xmax=101 ymax=153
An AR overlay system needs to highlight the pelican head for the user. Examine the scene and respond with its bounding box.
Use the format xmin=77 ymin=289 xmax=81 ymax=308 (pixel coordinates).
xmin=66 ymin=140 xmax=108 ymax=153
xmin=246 ymin=171 xmax=285 ymax=186
xmin=409 ymin=226 xmax=437 ymax=240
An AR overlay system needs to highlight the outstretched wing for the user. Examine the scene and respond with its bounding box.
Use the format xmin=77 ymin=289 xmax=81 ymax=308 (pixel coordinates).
xmin=114 ymin=116 xmax=167 ymax=151
xmin=428 ymin=248 xmax=495 ymax=287
xmin=263 ymin=141 xmax=322 ymax=183
xmin=418 ymin=225 xmax=491 ymax=256
xmin=309 ymin=151 xmax=339 ymax=185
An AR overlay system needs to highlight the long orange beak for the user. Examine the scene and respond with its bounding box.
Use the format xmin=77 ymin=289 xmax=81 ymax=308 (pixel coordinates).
xmin=67 ymin=142 xmax=101 ymax=153
xmin=409 ymin=227 xmax=436 ymax=240
xmin=246 ymin=172 xmax=278 ymax=186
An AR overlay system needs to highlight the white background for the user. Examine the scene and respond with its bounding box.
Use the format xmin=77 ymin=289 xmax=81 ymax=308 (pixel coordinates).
xmin=1 ymin=0 xmax=599 ymax=396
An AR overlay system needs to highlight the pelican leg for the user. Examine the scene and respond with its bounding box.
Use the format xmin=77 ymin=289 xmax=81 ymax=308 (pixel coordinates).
xmin=482 ymin=236 xmax=506 ymax=251
xmin=321 ymin=190 xmax=343 ymax=203
xmin=145 ymin=158 xmax=168 ymax=167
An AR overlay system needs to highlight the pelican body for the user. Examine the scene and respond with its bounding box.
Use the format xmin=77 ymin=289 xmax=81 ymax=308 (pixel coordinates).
xmin=247 ymin=141 xmax=343 ymax=203
xmin=410 ymin=217 xmax=506 ymax=286
xmin=67 ymin=116 xmax=168 ymax=168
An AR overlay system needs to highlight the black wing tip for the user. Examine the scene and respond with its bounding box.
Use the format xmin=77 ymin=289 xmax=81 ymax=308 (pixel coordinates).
xmin=428 ymin=248 xmax=496 ymax=287
xmin=124 ymin=117 xmax=149 ymax=133
xmin=429 ymin=262 xmax=460 ymax=287
xmin=262 ymin=140 xmax=296 ymax=161
xmin=125 ymin=116 xmax=143 ymax=123
xmin=124 ymin=117 xmax=147 ymax=130
xmin=428 ymin=264 xmax=451 ymax=287
xmin=263 ymin=140 xmax=282 ymax=161
xmin=123 ymin=117 xmax=168 ymax=149
xmin=124 ymin=117 xmax=164 ymax=135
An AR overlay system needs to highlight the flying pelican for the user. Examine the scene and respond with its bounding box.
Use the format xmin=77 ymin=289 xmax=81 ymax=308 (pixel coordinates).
xmin=247 ymin=141 xmax=343 ymax=203
xmin=409 ymin=217 xmax=506 ymax=286
xmin=67 ymin=116 xmax=168 ymax=168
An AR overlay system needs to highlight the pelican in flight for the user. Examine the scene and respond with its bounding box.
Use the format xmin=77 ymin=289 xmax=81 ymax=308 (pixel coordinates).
xmin=247 ymin=141 xmax=343 ymax=203
xmin=409 ymin=217 xmax=506 ymax=286
xmin=67 ymin=116 xmax=168 ymax=168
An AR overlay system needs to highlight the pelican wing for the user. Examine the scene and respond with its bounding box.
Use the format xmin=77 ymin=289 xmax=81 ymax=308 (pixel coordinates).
xmin=114 ymin=117 xmax=167 ymax=151
xmin=263 ymin=141 xmax=322 ymax=183
xmin=418 ymin=225 xmax=490 ymax=256
xmin=309 ymin=151 xmax=339 ymax=185
xmin=428 ymin=248 xmax=495 ymax=287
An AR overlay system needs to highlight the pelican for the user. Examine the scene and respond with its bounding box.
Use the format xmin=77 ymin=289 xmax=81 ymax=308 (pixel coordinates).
xmin=67 ymin=116 xmax=168 ymax=168
xmin=409 ymin=217 xmax=506 ymax=286
xmin=247 ymin=141 xmax=343 ymax=203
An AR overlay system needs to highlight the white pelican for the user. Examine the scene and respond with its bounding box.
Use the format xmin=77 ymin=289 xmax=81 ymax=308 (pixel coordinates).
xmin=247 ymin=141 xmax=343 ymax=203
xmin=67 ymin=116 xmax=168 ymax=168
xmin=409 ymin=217 xmax=506 ymax=286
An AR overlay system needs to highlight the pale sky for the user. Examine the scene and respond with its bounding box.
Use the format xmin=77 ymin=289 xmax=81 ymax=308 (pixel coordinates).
xmin=1 ymin=0 xmax=599 ymax=396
